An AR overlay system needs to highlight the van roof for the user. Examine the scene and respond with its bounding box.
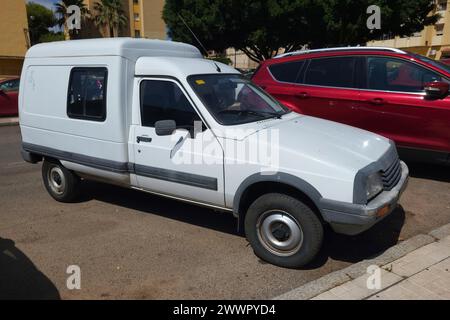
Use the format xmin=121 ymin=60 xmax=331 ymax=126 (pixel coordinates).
xmin=25 ymin=38 xmax=202 ymax=61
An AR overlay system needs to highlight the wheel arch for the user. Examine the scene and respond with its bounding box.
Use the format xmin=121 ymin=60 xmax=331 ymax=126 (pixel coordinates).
xmin=233 ymin=173 xmax=325 ymax=230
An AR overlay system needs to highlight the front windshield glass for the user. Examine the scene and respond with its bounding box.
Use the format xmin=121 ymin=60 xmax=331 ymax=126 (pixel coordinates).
xmin=411 ymin=53 xmax=450 ymax=74
xmin=188 ymin=74 xmax=290 ymax=125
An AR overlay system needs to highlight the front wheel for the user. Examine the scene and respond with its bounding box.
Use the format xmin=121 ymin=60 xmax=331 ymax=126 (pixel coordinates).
xmin=42 ymin=160 xmax=80 ymax=203
xmin=245 ymin=193 xmax=323 ymax=268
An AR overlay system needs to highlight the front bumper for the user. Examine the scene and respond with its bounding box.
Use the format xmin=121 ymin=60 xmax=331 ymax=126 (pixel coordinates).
xmin=319 ymin=161 xmax=409 ymax=236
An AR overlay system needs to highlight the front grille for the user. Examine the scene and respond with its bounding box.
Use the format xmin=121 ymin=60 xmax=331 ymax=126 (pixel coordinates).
xmin=381 ymin=158 xmax=402 ymax=191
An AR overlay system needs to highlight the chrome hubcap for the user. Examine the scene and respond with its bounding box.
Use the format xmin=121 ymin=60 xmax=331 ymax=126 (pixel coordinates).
xmin=48 ymin=167 xmax=65 ymax=195
xmin=257 ymin=210 xmax=303 ymax=257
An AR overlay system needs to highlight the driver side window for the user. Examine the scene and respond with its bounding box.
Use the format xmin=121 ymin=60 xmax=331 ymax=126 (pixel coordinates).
xmin=367 ymin=57 xmax=445 ymax=93
xmin=140 ymin=80 xmax=202 ymax=129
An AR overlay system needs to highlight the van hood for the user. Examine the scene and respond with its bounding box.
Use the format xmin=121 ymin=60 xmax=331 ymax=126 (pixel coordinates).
xmin=233 ymin=114 xmax=392 ymax=175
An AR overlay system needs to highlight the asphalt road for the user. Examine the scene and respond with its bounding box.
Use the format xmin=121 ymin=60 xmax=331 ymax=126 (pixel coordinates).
xmin=1 ymin=125 xmax=449 ymax=299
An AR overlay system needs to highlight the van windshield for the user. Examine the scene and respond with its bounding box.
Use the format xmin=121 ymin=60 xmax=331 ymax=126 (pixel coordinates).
xmin=188 ymin=74 xmax=290 ymax=125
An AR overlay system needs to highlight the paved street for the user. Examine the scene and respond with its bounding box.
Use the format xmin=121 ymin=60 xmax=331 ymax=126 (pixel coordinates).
xmin=1 ymin=125 xmax=449 ymax=299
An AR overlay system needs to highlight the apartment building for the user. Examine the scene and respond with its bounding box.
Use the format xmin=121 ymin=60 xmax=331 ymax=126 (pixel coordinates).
xmin=81 ymin=0 xmax=167 ymax=40
xmin=368 ymin=0 xmax=450 ymax=59
xmin=0 ymin=0 xmax=29 ymax=78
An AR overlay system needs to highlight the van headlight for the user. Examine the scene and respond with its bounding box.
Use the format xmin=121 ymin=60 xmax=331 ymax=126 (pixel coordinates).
xmin=366 ymin=172 xmax=383 ymax=201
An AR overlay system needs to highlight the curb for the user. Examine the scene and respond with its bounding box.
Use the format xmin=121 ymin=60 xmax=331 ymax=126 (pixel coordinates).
xmin=0 ymin=118 xmax=19 ymax=127
xmin=274 ymin=222 xmax=450 ymax=300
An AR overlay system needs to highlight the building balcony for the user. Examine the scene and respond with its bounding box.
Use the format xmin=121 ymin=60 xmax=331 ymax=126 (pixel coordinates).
xmin=431 ymin=35 xmax=443 ymax=46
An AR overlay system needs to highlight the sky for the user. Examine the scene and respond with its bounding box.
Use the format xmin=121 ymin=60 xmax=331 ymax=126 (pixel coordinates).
xmin=26 ymin=0 xmax=60 ymax=11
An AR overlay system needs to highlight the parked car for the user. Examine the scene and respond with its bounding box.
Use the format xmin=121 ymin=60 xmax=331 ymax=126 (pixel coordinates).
xmin=440 ymin=57 xmax=450 ymax=66
xmin=19 ymin=39 xmax=408 ymax=268
xmin=252 ymin=47 xmax=450 ymax=165
xmin=0 ymin=77 xmax=20 ymax=116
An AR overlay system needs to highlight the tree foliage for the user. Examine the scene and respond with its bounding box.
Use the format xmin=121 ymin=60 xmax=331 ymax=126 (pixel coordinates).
xmin=93 ymin=0 xmax=128 ymax=38
xmin=163 ymin=0 xmax=439 ymax=62
xmin=26 ymin=2 xmax=57 ymax=45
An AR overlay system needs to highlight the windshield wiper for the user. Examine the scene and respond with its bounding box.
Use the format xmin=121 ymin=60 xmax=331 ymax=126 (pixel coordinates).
xmin=218 ymin=109 xmax=283 ymax=119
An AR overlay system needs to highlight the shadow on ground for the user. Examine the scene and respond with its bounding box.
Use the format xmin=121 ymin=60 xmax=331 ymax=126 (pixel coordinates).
xmin=0 ymin=237 xmax=60 ymax=299
xmin=405 ymin=161 xmax=450 ymax=183
xmin=305 ymin=206 xmax=406 ymax=269
xmin=79 ymin=180 xmax=407 ymax=269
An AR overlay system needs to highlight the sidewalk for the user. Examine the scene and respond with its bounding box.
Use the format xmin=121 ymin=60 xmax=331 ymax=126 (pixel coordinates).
xmin=276 ymin=223 xmax=450 ymax=300
xmin=0 ymin=117 xmax=19 ymax=127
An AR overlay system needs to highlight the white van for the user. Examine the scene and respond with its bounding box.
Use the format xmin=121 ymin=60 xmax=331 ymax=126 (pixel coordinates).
xmin=19 ymin=38 xmax=408 ymax=268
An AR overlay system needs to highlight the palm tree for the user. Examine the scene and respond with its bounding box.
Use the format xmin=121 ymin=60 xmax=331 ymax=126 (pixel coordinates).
xmin=93 ymin=0 xmax=128 ymax=38
xmin=55 ymin=0 xmax=90 ymax=40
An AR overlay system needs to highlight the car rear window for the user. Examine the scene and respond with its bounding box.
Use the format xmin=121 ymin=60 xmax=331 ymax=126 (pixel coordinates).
xmin=304 ymin=57 xmax=357 ymax=88
xmin=268 ymin=61 xmax=305 ymax=83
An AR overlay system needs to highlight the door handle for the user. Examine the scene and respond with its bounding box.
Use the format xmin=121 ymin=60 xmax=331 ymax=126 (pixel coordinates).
xmin=369 ymin=98 xmax=385 ymax=105
xmin=297 ymin=92 xmax=309 ymax=99
xmin=137 ymin=136 xmax=152 ymax=143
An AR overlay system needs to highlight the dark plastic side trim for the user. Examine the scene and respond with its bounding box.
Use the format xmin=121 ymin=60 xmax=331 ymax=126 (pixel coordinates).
xmin=134 ymin=164 xmax=218 ymax=191
xmin=22 ymin=142 xmax=128 ymax=173
xmin=232 ymin=172 xmax=323 ymax=217
xmin=22 ymin=142 xmax=218 ymax=190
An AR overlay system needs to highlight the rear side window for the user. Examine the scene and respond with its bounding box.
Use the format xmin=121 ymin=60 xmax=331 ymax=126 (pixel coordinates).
xmin=304 ymin=57 xmax=357 ymax=88
xmin=67 ymin=68 xmax=107 ymax=121
xmin=268 ymin=61 xmax=305 ymax=83
xmin=140 ymin=80 xmax=201 ymax=128
xmin=366 ymin=57 xmax=444 ymax=93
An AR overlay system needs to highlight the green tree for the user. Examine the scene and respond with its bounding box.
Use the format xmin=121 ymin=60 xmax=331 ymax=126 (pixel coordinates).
xmin=39 ymin=32 xmax=65 ymax=43
xmin=26 ymin=2 xmax=57 ymax=46
xmin=93 ymin=0 xmax=128 ymax=38
xmin=55 ymin=0 xmax=90 ymax=40
xmin=163 ymin=0 xmax=439 ymax=63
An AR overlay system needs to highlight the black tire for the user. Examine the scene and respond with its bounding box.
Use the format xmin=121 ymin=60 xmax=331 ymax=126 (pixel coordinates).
xmin=42 ymin=160 xmax=80 ymax=203
xmin=245 ymin=193 xmax=323 ymax=268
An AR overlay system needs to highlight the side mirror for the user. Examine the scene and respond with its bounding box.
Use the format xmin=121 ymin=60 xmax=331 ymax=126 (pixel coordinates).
xmin=155 ymin=120 xmax=176 ymax=136
xmin=0 ymin=89 xmax=5 ymax=95
xmin=424 ymin=81 xmax=449 ymax=100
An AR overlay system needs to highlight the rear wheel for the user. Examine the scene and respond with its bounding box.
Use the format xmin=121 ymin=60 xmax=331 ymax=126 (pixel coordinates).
xmin=42 ymin=160 xmax=80 ymax=202
xmin=245 ymin=193 xmax=323 ymax=268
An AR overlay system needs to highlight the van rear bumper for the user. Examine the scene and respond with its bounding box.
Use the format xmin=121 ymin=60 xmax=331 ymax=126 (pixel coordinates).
xmin=319 ymin=161 xmax=409 ymax=236
xmin=21 ymin=148 xmax=42 ymax=164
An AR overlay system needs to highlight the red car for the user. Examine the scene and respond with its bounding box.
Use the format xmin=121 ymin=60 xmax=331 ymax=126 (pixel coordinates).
xmin=252 ymin=47 xmax=450 ymax=164
xmin=0 ymin=77 xmax=20 ymax=116
xmin=440 ymin=57 xmax=450 ymax=66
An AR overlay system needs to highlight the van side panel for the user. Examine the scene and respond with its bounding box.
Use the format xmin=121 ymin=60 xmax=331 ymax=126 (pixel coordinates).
xmin=19 ymin=56 xmax=130 ymax=182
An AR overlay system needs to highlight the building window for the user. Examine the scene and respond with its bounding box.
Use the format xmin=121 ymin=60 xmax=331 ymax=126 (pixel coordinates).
xmin=134 ymin=13 xmax=140 ymax=21
xmin=67 ymin=68 xmax=107 ymax=121
xmin=436 ymin=24 xmax=444 ymax=36
xmin=437 ymin=0 xmax=447 ymax=11
xmin=135 ymin=30 xmax=141 ymax=38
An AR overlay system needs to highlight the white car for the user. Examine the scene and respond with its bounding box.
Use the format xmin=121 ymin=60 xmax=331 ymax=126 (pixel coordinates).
xmin=19 ymin=38 xmax=408 ymax=268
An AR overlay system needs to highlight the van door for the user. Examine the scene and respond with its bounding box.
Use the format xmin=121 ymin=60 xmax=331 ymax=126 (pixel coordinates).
xmin=131 ymin=78 xmax=225 ymax=206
